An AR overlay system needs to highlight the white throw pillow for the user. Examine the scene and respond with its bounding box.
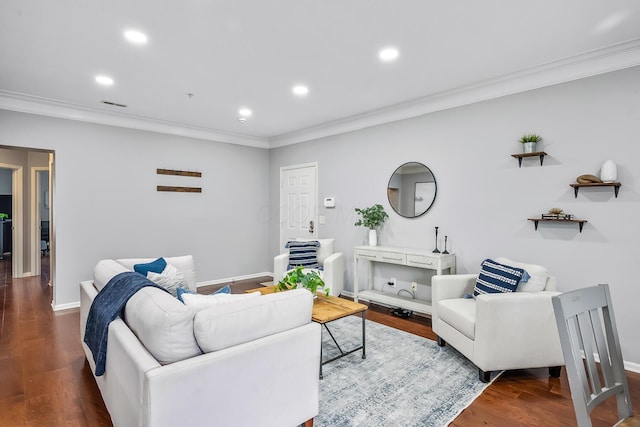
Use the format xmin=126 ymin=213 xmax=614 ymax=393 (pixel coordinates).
xmin=494 ymin=257 xmax=549 ymax=292
xmin=147 ymin=264 xmax=189 ymax=297
xmin=181 ymin=291 xmax=261 ymax=312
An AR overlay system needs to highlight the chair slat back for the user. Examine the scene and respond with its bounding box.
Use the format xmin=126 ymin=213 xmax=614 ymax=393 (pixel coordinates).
xmin=552 ymin=284 xmax=633 ymax=427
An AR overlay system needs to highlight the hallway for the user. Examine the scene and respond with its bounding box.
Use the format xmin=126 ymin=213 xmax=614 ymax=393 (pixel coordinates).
xmin=0 ymin=256 xmax=111 ymax=426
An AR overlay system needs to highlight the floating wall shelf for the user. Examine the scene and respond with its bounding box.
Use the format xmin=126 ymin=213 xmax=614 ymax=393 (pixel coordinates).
xmin=511 ymin=151 xmax=548 ymax=167
xmin=528 ymin=218 xmax=587 ymax=233
xmin=569 ymin=182 xmax=621 ymax=198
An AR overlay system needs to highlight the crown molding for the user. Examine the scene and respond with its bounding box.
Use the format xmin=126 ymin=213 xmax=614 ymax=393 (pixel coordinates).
xmin=2 ymin=39 xmax=639 ymax=150
xmin=0 ymin=91 xmax=270 ymax=149
xmin=269 ymin=39 xmax=640 ymax=148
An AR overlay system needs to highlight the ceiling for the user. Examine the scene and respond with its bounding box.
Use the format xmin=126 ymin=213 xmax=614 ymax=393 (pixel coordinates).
xmin=1 ymin=1 xmax=640 ymax=148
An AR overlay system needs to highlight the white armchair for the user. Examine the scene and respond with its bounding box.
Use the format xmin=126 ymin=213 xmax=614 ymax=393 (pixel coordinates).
xmin=432 ymin=257 xmax=565 ymax=382
xmin=274 ymin=238 xmax=344 ymax=297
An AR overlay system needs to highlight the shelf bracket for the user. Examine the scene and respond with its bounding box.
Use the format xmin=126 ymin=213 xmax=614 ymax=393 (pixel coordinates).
xmin=578 ymin=222 xmax=585 ymax=233
xmin=539 ymin=154 xmax=545 ymax=166
xmin=517 ymin=157 xmax=523 ymax=168
xmin=573 ymin=187 xmax=579 ymax=198
xmin=532 ymin=220 xmax=539 ymax=230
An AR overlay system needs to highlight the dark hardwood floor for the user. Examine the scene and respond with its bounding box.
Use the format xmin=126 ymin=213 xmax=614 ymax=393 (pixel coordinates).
xmin=1 ymin=259 xmax=639 ymax=426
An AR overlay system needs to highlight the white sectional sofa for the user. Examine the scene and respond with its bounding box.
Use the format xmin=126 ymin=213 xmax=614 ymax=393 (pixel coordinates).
xmin=80 ymin=255 xmax=321 ymax=427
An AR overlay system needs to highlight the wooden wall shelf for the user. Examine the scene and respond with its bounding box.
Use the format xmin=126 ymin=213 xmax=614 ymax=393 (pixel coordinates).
xmin=511 ymin=151 xmax=547 ymax=167
xmin=569 ymin=182 xmax=621 ymax=198
xmin=528 ymin=218 xmax=587 ymax=233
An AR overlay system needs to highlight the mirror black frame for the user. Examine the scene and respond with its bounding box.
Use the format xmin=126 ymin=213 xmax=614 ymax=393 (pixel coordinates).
xmin=387 ymin=162 xmax=437 ymax=218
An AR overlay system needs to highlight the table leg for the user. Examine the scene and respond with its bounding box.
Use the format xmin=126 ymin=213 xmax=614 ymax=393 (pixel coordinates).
xmin=319 ymin=335 xmax=323 ymax=380
xmin=361 ymin=310 xmax=366 ymax=359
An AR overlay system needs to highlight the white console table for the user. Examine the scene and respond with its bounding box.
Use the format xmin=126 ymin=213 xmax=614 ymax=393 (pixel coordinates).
xmin=353 ymin=245 xmax=456 ymax=316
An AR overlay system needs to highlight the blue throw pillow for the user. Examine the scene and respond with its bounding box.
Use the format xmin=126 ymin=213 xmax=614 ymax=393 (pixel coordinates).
xmin=473 ymin=259 xmax=528 ymax=297
xmin=212 ymin=284 xmax=231 ymax=295
xmin=176 ymin=287 xmax=193 ymax=303
xmin=134 ymin=257 xmax=167 ymax=277
xmin=286 ymin=240 xmax=321 ymax=269
xmin=176 ymin=284 xmax=231 ymax=303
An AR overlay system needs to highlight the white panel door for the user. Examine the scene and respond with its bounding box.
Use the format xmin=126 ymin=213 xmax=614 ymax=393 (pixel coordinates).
xmin=280 ymin=163 xmax=317 ymax=250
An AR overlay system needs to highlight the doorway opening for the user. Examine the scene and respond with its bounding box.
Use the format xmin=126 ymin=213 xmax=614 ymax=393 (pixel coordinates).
xmin=0 ymin=146 xmax=55 ymax=300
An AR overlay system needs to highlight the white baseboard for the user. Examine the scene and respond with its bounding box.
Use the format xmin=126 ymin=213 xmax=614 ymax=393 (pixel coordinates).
xmin=196 ymin=272 xmax=273 ymax=288
xmin=52 ymin=300 xmax=80 ymax=311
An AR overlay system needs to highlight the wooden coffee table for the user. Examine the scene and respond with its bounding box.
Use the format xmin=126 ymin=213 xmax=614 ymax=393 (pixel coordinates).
xmin=246 ymin=286 xmax=368 ymax=378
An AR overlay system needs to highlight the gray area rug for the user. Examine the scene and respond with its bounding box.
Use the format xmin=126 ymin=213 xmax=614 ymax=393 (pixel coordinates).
xmin=317 ymin=315 xmax=498 ymax=427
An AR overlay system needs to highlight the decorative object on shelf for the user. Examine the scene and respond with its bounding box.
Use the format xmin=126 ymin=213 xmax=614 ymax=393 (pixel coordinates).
xmin=355 ymin=204 xmax=389 ymax=246
xmin=600 ymin=160 xmax=617 ymax=182
xmin=442 ymin=235 xmax=449 ymax=254
xmin=519 ymin=133 xmax=542 ymax=153
xmin=528 ymin=212 xmax=587 ymax=232
xmin=432 ymin=226 xmax=440 ymax=253
xmin=511 ymin=151 xmax=547 ymax=167
xmin=0 ymin=213 xmax=7 ymax=221
xmin=275 ymin=265 xmax=329 ymax=296
xmin=576 ymin=174 xmax=602 ymax=184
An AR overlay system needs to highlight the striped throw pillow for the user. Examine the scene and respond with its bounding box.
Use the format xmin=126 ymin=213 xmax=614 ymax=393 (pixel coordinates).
xmin=473 ymin=259 xmax=528 ymax=297
xmin=286 ymin=240 xmax=320 ymax=269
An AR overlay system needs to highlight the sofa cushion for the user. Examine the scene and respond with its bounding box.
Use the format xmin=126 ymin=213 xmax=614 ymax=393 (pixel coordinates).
xmin=494 ymin=257 xmax=549 ymax=292
xmin=437 ymin=298 xmax=476 ymax=340
xmin=473 ymin=259 xmax=528 ymax=297
xmin=124 ymin=286 xmax=202 ymax=364
xmin=93 ymin=259 xmax=130 ymax=291
xmin=181 ymin=292 xmax=261 ymax=312
xmin=193 ymin=289 xmax=313 ymax=353
xmin=295 ymin=238 xmax=335 ymax=265
xmin=286 ymin=240 xmax=320 ymax=269
xmin=116 ymin=255 xmax=197 ymax=292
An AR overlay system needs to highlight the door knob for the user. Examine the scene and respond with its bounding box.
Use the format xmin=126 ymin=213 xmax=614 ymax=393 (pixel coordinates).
xmin=309 ymin=220 xmax=314 ymax=233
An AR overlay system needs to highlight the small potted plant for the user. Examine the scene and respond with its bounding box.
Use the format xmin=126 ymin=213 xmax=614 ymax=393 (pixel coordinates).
xmin=519 ymin=133 xmax=542 ymax=153
xmin=0 ymin=213 xmax=7 ymax=221
xmin=276 ymin=265 xmax=329 ymax=297
xmin=355 ymin=204 xmax=389 ymax=246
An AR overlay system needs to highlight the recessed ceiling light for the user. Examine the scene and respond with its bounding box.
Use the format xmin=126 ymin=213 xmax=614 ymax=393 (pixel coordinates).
xmin=379 ymin=47 xmax=399 ymax=62
xmin=95 ymin=75 xmax=114 ymax=86
xmin=238 ymin=108 xmax=252 ymax=117
xmin=292 ymin=85 xmax=309 ymax=96
xmin=124 ymin=29 xmax=148 ymax=45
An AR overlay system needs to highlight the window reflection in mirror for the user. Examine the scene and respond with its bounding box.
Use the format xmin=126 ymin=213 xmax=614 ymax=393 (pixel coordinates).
xmin=387 ymin=162 xmax=437 ymax=218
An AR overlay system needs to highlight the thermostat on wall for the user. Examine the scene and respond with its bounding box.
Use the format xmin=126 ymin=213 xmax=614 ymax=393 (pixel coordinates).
xmin=323 ymin=197 xmax=336 ymax=208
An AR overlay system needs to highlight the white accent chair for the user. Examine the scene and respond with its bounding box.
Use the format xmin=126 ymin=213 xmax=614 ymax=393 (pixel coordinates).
xmin=432 ymin=257 xmax=565 ymax=382
xmin=274 ymin=238 xmax=345 ymax=297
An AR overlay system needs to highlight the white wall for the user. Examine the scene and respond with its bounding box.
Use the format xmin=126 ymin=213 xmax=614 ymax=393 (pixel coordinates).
xmin=0 ymin=111 xmax=271 ymax=307
xmin=269 ymin=66 xmax=640 ymax=366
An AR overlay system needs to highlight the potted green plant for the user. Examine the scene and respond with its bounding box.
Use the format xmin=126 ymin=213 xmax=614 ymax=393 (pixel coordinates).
xmin=519 ymin=133 xmax=542 ymax=153
xmin=354 ymin=203 xmax=389 ymax=246
xmin=275 ymin=265 xmax=329 ymax=296
xmin=0 ymin=213 xmax=8 ymax=221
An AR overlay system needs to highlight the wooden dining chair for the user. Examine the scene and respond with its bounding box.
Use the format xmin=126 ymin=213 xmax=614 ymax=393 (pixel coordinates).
xmin=552 ymin=284 xmax=638 ymax=427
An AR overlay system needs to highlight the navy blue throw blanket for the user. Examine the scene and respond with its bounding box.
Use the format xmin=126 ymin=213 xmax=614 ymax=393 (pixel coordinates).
xmin=84 ymin=271 xmax=167 ymax=376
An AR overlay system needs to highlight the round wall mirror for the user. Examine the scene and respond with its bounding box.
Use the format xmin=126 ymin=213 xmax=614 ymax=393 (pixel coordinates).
xmin=387 ymin=162 xmax=437 ymax=218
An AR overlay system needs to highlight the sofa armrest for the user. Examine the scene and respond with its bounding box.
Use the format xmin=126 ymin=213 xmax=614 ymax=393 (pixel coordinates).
xmin=431 ymin=274 xmax=477 ymax=332
xmin=474 ymin=291 xmax=565 ymax=371
xmin=274 ymin=253 xmax=289 ymax=282
xmin=432 ymin=274 xmax=477 ymax=302
xmin=321 ymin=252 xmax=344 ymax=296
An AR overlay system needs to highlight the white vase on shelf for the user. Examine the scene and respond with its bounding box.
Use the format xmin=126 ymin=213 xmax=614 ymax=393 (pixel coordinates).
xmin=600 ymin=160 xmax=617 ymax=182
xmin=368 ymin=229 xmax=377 ymax=246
